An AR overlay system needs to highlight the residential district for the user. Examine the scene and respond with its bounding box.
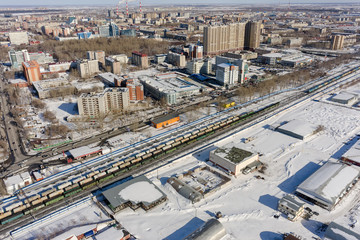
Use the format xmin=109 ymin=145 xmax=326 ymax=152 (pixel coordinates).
xmin=0 ymin=2 xmax=360 ymax=240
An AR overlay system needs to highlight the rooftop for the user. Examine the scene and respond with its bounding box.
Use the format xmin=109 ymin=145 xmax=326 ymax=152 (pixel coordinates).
xmin=279 ymin=194 xmax=304 ymax=212
xmin=214 ymin=147 xmax=253 ymax=164
xmin=102 ymin=175 xmax=166 ymax=209
xmin=68 ymin=146 xmax=102 ymax=159
xmin=296 ymin=161 xmax=360 ymax=206
xmin=342 ymin=137 xmax=360 ymax=164
xmin=332 ymin=92 xmax=357 ymax=102
xmin=277 ymin=119 xmax=318 ymax=139
xmin=151 ymin=113 xmax=179 ymax=125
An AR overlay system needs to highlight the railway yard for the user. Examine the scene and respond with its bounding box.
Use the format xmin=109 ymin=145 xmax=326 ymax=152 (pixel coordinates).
xmin=0 ymin=62 xmax=360 ymax=239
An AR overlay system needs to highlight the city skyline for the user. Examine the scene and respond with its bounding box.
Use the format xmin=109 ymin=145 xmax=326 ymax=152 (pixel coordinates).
xmin=1 ymin=0 xmax=360 ymax=7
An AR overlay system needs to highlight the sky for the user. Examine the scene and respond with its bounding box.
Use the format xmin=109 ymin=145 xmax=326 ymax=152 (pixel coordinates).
xmin=0 ymin=0 xmax=359 ymax=7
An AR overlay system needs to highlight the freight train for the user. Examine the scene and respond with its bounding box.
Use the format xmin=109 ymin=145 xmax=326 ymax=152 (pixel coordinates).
xmin=305 ymin=66 xmax=360 ymax=93
xmin=0 ymin=101 xmax=280 ymax=225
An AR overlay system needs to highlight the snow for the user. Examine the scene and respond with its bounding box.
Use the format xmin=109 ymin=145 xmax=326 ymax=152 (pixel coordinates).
xmin=118 ymin=181 xmax=164 ymax=204
xmin=277 ymin=119 xmax=317 ymax=139
xmin=329 ymin=228 xmax=359 ymax=240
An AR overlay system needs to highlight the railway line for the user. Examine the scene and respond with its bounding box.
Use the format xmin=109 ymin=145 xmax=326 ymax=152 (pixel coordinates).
xmin=1 ymin=64 xmax=360 ymax=232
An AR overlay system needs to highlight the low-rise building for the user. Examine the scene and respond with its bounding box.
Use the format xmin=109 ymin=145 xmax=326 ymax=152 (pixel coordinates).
xmin=33 ymin=78 xmax=73 ymax=99
xmin=151 ymin=113 xmax=179 ymax=128
xmin=209 ymin=146 xmax=259 ymax=176
xmin=9 ymin=31 xmax=28 ymax=45
xmin=331 ymin=92 xmax=357 ymax=105
xmin=278 ymin=194 xmax=305 ymax=221
xmin=23 ymin=60 xmax=41 ymax=84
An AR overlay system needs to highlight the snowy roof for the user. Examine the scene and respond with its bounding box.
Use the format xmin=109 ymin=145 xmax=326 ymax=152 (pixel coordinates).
xmin=262 ymin=53 xmax=283 ymax=58
xmin=342 ymin=137 xmax=360 ymax=164
xmin=279 ymin=194 xmax=304 ymax=212
xmin=277 ymin=119 xmax=317 ymax=139
xmin=68 ymin=146 xmax=102 ymax=159
xmin=95 ymin=227 xmax=128 ymax=240
xmin=102 ymin=175 xmax=167 ymax=209
xmin=213 ymin=146 xmax=255 ymax=164
xmin=98 ymin=72 xmax=122 ymax=86
xmin=324 ymin=222 xmax=360 ymax=240
xmin=332 ymin=92 xmax=357 ymax=102
xmin=296 ymin=161 xmax=360 ymax=207
xmin=184 ymin=218 xmax=226 ymax=240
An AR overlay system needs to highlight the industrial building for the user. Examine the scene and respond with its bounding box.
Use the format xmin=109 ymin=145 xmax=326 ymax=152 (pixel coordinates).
xmin=209 ymin=146 xmax=259 ymax=176
xmin=33 ymin=78 xmax=72 ymax=99
xmin=9 ymin=31 xmax=29 ymax=45
xmin=278 ymin=194 xmax=305 ymax=221
xmin=184 ymin=218 xmax=227 ymax=240
xmin=67 ymin=146 xmax=102 ymax=161
xmin=139 ymin=73 xmax=202 ymax=105
xmin=296 ymin=161 xmax=360 ymax=210
xmin=22 ymin=61 xmax=41 ymax=84
xmin=102 ymin=175 xmax=167 ymax=212
xmin=323 ymin=222 xmax=360 ymax=240
xmin=77 ymin=59 xmax=100 ymax=78
xmin=167 ymin=166 xmax=231 ymax=203
xmin=216 ymin=63 xmax=239 ymax=87
xmin=151 ymin=113 xmax=180 ymax=128
xmin=132 ymin=51 xmax=149 ymax=68
xmin=330 ymin=92 xmax=357 ymax=105
xmin=276 ymin=119 xmax=318 ymax=140
xmin=341 ymin=137 xmax=360 ymax=167
xmin=78 ymin=88 xmax=130 ymax=117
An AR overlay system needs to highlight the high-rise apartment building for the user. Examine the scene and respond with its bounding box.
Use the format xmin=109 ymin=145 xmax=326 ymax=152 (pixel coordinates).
xmin=204 ymin=21 xmax=261 ymax=55
xmin=22 ymin=61 xmax=41 ymax=84
xmin=167 ymin=52 xmax=186 ymax=68
xmin=203 ymin=22 xmax=246 ymax=56
xmin=245 ymin=21 xmax=261 ymax=50
xmin=331 ymin=35 xmax=345 ymax=50
xmin=77 ymin=60 xmax=100 ymax=78
xmin=78 ymin=88 xmax=130 ymax=117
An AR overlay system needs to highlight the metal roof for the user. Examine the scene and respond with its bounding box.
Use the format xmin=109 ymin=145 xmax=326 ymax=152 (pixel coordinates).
xmin=184 ymin=218 xmax=226 ymax=240
xmin=151 ymin=113 xmax=179 ymax=125
xmin=102 ymin=175 xmax=166 ymax=209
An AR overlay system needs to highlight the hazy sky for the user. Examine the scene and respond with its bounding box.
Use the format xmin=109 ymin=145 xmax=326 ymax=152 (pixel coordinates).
xmin=0 ymin=0 xmax=358 ymax=7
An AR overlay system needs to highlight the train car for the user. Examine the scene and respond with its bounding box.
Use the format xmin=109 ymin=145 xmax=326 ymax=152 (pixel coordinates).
xmin=189 ymin=134 xmax=197 ymax=140
xmin=199 ymin=127 xmax=207 ymax=132
xmin=205 ymin=128 xmax=213 ymax=133
xmin=162 ymin=145 xmax=172 ymax=151
xmin=79 ymin=178 xmax=95 ymax=187
xmin=153 ymin=149 xmax=163 ymax=156
xmin=142 ymin=153 xmax=153 ymax=160
xmin=13 ymin=204 xmax=29 ymax=214
xmin=156 ymin=144 xmax=166 ymax=150
xmin=94 ymin=172 xmax=107 ymax=181
xmin=71 ymin=176 xmax=85 ymax=185
xmin=0 ymin=211 xmax=12 ymax=221
xmin=191 ymin=130 xmax=200 ymax=135
xmin=183 ymin=133 xmax=192 ymax=139
xmin=0 ymin=213 xmax=23 ymax=225
xmin=113 ymin=160 xmax=125 ymax=168
xmin=4 ymin=202 xmax=23 ymax=212
xmin=181 ymin=137 xmax=190 ymax=143
xmin=146 ymin=148 xmax=157 ymax=154
xmin=48 ymin=190 xmax=64 ymax=199
xmin=135 ymin=152 xmax=146 ymax=158
xmin=86 ymin=171 xmax=99 ymax=179
xmin=57 ymin=182 xmax=72 ymax=190
xmin=165 ymin=140 xmax=175 ymax=146
xmin=172 ymin=141 xmax=182 ymax=147
xmin=119 ymin=162 xmax=131 ymax=169
xmin=212 ymin=125 xmax=220 ymax=130
xmin=175 ymin=136 xmax=184 ymax=142
xmin=24 ymin=194 xmax=40 ymax=204
xmin=124 ymin=157 xmax=135 ymax=163
xmin=107 ymin=166 xmax=120 ymax=174
xmin=131 ymin=157 xmax=143 ymax=164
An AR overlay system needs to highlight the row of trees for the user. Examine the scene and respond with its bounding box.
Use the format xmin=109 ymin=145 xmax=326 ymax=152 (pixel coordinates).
xmin=24 ymin=37 xmax=170 ymax=62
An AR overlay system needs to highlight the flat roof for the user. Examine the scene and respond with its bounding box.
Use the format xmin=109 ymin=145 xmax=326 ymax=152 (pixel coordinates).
xmin=296 ymin=161 xmax=360 ymax=206
xmin=279 ymin=194 xmax=304 ymax=212
xmin=324 ymin=222 xmax=360 ymax=240
xmin=278 ymin=119 xmax=318 ymax=139
xmin=68 ymin=146 xmax=102 ymax=159
xmin=102 ymin=175 xmax=166 ymax=209
xmin=214 ymin=147 xmax=254 ymax=164
xmin=342 ymin=137 xmax=360 ymax=164
xmin=332 ymin=92 xmax=357 ymax=102
xmin=151 ymin=113 xmax=179 ymax=125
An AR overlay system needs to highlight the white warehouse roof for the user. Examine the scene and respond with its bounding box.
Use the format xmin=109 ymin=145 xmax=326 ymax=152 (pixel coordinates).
xmin=296 ymin=161 xmax=359 ymax=209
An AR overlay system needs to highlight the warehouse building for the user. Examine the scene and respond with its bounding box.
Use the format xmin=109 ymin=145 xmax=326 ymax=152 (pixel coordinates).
xmin=151 ymin=113 xmax=180 ymax=129
xmin=341 ymin=137 xmax=360 ymax=167
xmin=324 ymin=222 xmax=360 ymax=240
xmin=296 ymin=161 xmax=360 ymax=210
xmin=276 ymin=119 xmax=318 ymax=140
xmin=184 ymin=218 xmax=227 ymax=240
xmin=67 ymin=146 xmax=102 ymax=161
xmin=102 ymin=175 xmax=167 ymax=212
xmin=139 ymin=73 xmax=201 ymax=105
xmin=331 ymin=92 xmax=358 ymax=105
xmin=209 ymin=145 xmax=259 ymax=176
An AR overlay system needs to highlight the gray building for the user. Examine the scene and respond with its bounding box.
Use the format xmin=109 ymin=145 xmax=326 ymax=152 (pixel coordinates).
xmin=77 ymin=59 xmax=100 ymax=78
